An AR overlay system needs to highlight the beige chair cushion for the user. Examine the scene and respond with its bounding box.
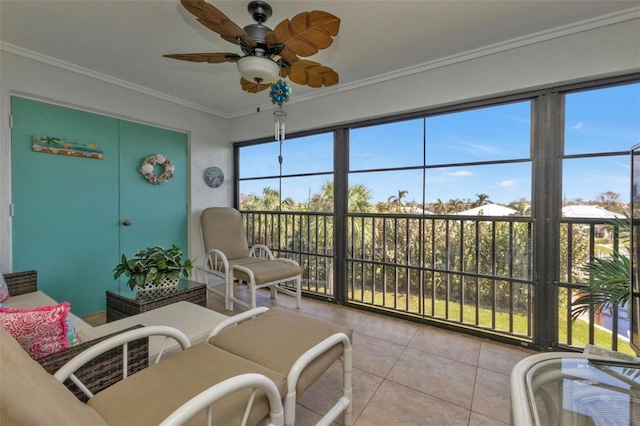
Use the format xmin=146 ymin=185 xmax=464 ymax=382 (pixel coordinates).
xmin=88 ymin=343 xmax=287 ymax=426
xmin=0 ymin=326 xmax=107 ymax=425
xmin=208 ymin=307 xmax=352 ymax=395
xmin=201 ymin=207 xmax=250 ymax=260
xmin=230 ymin=258 xmax=301 ymax=285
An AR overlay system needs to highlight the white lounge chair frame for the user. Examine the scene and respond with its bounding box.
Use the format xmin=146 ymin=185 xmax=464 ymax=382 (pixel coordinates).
xmin=202 ymin=245 xmax=302 ymax=311
xmin=209 ymin=307 xmax=353 ymax=426
xmin=199 ymin=207 xmax=301 ymax=311
xmin=54 ymin=326 xmax=285 ymax=426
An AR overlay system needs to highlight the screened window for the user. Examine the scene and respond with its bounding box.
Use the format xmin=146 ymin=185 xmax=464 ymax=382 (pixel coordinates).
xmin=235 ymin=76 xmax=640 ymax=353
xmin=349 ymin=101 xmax=532 ymax=215
xmin=425 ymin=102 xmax=531 ymax=164
xmin=561 ymin=82 xmax=640 ymax=211
xmin=350 ymin=119 xmax=425 ymax=170
xmin=238 ymin=133 xmax=333 ymax=211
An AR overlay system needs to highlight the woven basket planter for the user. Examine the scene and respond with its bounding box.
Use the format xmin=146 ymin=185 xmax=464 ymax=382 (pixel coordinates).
xmin=134 ymin=276 xmax=179 ymax=301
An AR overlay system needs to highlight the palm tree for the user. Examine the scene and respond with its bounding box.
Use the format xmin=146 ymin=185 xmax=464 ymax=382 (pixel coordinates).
xmin=387 ymin=190 xmax=408 ymax=212
xmin=508 ymin=199 xmax=530 ymax=216
xmin=281 ymin=197 xmax=296 ymax=211
xmin=448 ymin=198 xmax=465 ymax=213
xmin=309 ymin=181 xmax=334 ymax=212
xmin=348 ymin=184 xmax=374 ymax=213
xmin=258 ymin=187 xmax=281 ymax=211
xmin=473 ymin=193 xmax=491 ymax=207
xmin=434 ymin=199 xmax=449 ymax=215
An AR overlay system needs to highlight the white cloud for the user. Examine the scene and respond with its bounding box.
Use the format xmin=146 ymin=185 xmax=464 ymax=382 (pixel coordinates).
xmin=498 ymin=180 xmax=516 ymax=187
xmin=442 ymin=170 xmax=472 ymax=177
xmin=573 ymin=122 xmax=584 ymax=130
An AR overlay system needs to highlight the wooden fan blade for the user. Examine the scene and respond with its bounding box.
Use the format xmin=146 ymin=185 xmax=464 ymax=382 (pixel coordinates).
xmin=287 ymin=59 xmax=339 ymax=88
xmin=266 ymin=10 xmax=340 ymax=58
xmin=163 ymin=53 xmax=240 ymax=63
xmin=241 ymin=78 xmax=271 ymax=93
xmin=180 ymin=0 xmax=256 ymax=47
xmin=277 ymin=48 xmax=299 ymax=64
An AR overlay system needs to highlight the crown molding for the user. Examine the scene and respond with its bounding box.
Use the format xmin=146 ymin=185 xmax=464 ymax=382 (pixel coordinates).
xmin=0 ymin=42 xmax=231 ymax=119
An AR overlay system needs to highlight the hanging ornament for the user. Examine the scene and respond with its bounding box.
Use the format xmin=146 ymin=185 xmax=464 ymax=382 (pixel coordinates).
xmin=270 ymin=80 xmax=290 ymax=141
xmin=270 ymin=80 xmax=291 ymax=106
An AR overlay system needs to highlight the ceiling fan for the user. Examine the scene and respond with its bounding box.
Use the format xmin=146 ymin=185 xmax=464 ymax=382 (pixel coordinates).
xmin=164 ymin=0 xmax=340 ymax=94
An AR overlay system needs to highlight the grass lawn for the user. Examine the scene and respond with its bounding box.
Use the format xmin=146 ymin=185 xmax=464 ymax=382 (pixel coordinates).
xmin=350 ymin=289 xmax=636 ymax=356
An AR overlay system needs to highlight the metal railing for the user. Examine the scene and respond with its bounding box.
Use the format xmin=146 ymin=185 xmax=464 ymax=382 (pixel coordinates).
xmin=347 ymin=213 xmax=533 ymax=341
xmin=241 ymin=210 xmax=629 ymax=351
xmin=242 ymin=210 xmax=335 ymax=296
xmin=242 ymin=210 xmax=535 ymax=344
xmin=557 ymin=217 xmax=630 ymax=353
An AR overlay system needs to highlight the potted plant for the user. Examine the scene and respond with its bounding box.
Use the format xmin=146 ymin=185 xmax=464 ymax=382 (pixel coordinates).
xmin=113 ymin=245 xmax=194 ymax=291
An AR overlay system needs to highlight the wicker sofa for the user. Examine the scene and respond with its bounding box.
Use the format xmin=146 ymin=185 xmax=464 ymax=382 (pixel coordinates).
xmin=1 ymin=271 xmax=354 ymax=425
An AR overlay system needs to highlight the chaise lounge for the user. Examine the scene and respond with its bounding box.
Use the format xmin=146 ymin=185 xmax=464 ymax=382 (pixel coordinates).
xmin=1 ymin=325 xmax=288 ymax=425
xmin=0 ymin=271 xmax=353 ymax=425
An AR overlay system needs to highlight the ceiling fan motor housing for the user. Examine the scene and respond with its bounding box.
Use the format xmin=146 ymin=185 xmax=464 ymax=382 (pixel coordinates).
xmin=242 ymin=24 xmax=270 ymax=53
xmin=247 ymin=1 xmax=273 ymax=24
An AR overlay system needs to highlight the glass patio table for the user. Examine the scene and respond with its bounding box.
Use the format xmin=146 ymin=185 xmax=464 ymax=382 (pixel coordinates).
xmin=106 ymin=278 xmax=206 ymax=322
xmin=510 ymin=352 xmax=640 ymax=425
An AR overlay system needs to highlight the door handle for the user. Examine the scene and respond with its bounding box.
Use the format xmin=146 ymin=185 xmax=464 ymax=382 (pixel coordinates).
xmin=122 ymin=219 xmax=132 ymax=226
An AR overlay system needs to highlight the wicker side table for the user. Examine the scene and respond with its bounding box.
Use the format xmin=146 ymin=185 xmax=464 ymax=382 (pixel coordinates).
xmin=106 ymin=279 xmax=206 ymax=322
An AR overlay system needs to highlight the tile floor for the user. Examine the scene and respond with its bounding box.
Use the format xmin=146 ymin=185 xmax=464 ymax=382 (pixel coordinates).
xmin=204 ymin=285 xmax=537 ymax=426
xmin=84 ymin=284 xmax=536 ymax=425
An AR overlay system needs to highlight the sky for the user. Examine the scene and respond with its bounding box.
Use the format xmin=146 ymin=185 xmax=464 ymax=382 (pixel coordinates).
xmin=239 ymin=82 xmax=640 ymax=207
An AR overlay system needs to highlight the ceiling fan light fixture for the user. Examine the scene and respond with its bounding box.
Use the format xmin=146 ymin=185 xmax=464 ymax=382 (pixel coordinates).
xmin=165 ymin=0 xmax=340 ymax=93
xmin=237 ymin=56 xmax=280 ymax=85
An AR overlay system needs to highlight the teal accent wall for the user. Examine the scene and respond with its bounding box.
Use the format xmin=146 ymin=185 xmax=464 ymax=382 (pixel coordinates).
xmin=11 ymin=97 xmax=188 ymax=316
xmin=118 ymin=120 xmax=189 ymax=291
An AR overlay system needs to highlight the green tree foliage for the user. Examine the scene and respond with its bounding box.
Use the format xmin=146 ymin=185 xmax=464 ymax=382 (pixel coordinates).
xmin=387 ymin=190 xmax=409 ymax=212
xmin=240 ymin=184 xmax=613 ymax=327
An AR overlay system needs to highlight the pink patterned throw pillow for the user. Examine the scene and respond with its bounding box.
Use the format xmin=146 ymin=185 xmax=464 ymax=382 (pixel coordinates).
xmin=0 ymin=302 xmax=71 ymax=359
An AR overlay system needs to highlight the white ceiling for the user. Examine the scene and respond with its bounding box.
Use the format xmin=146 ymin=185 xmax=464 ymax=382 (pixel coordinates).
xmin=1 ymin=1 xmax=639 ymax=118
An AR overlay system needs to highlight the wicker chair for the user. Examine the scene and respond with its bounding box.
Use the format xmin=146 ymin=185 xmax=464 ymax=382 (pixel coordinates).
xmin=200 ymin=207 xmax=302 ymax=310
xmin=2 ymin=270 xmax=149 ymax=401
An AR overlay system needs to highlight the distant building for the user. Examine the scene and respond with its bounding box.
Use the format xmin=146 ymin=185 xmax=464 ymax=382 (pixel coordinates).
xmin=455 ymin=204 xmax=517 ymax=216
xmin=561 ymin=205 xmax=625 ymax=219
xmin=562 ymin=204 xmax=625 ymax=239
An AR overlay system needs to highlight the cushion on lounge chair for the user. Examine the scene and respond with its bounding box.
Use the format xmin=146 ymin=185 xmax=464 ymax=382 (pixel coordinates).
xmin=229 ymin=257 xmax=302 ymax=285
xmin=208 ymin=307 xmax=352 ymax=395
xmin=0 ymin=326 xmax=107 ymax=425
xmin=88 ymin=343 xmax=287 ymax=426
xmin=201 ymin=207 xmax=250 ymax=260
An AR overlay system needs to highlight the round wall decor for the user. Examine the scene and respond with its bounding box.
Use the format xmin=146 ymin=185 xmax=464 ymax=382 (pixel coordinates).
xmin=139 ymin=154 xmax=174 ymax=184
xmin=204 ymin=166 xmax=224 ymax=188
